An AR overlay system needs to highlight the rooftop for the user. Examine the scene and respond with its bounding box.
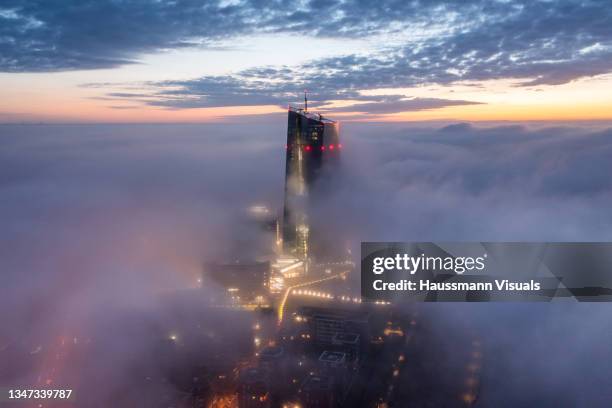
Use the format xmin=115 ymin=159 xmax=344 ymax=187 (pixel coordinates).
xmin=289 ymin=106 xmax=336 ymax=124
xmin=319 ymin=351 xmax=347 ymax=364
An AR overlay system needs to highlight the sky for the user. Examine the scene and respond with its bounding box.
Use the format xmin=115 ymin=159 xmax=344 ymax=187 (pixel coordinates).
xmin=1 ymin=0 xmax=612 ymax=123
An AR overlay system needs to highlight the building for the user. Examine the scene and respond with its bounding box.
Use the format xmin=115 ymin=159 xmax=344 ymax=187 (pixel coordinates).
xmin=268 ymin=256 xmax=308 ymax=294
xmin=319 ymin=350 xmax=347 ymax=369
xmin=282 ymin=100 xmax=340 ymax=261
xmin=204 ymin=261 xmax=270 ymax=303
xmin=297 ymin=306 xmax=371 ymax=349
xmin=238 ymin=367 xmax=271 ymax=408
xmin=300 ymin=375 xmax=335 ymax=408
xmin=318 ymin=351 xmax=352 ymax=400
xmin=332 ymin=333 xmax=360 ymax=362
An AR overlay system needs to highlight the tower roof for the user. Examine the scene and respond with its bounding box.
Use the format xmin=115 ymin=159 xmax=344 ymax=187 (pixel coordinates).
xmin=289 ymin=106 xmax=336 ymax=124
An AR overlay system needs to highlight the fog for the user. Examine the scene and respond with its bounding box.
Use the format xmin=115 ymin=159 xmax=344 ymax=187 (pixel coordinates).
xmin=1 ymin=121 xmax=611 ymax=406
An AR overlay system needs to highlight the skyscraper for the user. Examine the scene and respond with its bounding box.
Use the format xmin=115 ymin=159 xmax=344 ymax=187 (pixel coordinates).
xmin=282 ymin=101 xmax=340 ymax=261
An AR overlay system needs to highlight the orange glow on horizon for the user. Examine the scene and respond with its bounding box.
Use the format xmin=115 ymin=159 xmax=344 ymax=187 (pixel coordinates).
xmin=377 ymin=103 xmax=612 ymax=122
xmin=2 ymin=73 xmax=612 ymax=123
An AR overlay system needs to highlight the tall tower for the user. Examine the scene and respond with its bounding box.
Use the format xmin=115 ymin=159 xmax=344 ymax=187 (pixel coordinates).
xmin=282 ymin=98 xmax=340 ymax=261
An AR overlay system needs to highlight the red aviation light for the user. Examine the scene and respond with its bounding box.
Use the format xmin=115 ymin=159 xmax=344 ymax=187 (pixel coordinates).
xmin=304 ymin=145 xmax=312 ymax=152
xmin=329 ymin=144 xmax=334 ymax=150
xmin=320 ymin=145 xmax=326 ymax=151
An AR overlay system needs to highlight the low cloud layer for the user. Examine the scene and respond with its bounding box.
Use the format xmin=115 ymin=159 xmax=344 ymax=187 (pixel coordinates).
xmin=307 ymin=122 xmax=612 ymax=245
xmin=1 ymin=122 xmax=612 ymax=404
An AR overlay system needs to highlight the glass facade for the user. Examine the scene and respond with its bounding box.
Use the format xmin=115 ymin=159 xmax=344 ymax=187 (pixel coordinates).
xmin=282 ymin=107 xmax=340 ymax=261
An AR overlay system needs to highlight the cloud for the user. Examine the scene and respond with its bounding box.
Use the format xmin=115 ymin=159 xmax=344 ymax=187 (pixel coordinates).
xmin=0 ymin=0 xmax=249 ymax=71
xmin=5 ymin=1 xmax=612 ymax=117
xmin=86 ymin=0 xmax=612 ymax=113
xmin=0 ymin=123 xmax=286 ymax=403
xmin=0 ymin=0 xmax=446 ymax=72
xmin=3 ymin=1 xmax=612 ymax=93
xmin=321 ymin=97 xmax=482 ymax=114
xmin=311 ymin=122 xmax=612 ymax=243
xmin=1 ymin=122 xmax=612 ymax=404
xmin=101 ymin=76 xmax=480 ymax=115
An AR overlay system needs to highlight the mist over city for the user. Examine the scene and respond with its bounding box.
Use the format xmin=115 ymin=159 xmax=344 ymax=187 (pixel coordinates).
xmin=1 ymin=121 xmax=612 ymax=407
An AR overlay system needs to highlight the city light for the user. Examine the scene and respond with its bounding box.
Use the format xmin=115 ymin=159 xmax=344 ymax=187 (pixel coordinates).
xmin=384 ymin=327 xmax=404 ymax=337
xmin=248 ymin=205 xmax=270 ymax=215
xmin=208 ymin=394 xmax=238 ymax=408
xmin=277 ymin=272 xmax=348 ymax=323
xmin=289 ymin=289 xmax=391 ymax=305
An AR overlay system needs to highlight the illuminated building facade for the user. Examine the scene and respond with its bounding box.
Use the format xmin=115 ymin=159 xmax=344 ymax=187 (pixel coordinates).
xmin=282 ymin=104 xmax=340 ymax=262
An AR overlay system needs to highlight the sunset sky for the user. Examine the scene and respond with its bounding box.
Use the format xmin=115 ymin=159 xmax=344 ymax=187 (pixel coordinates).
xmin=1 ymin=0 xmax=611 ymax=123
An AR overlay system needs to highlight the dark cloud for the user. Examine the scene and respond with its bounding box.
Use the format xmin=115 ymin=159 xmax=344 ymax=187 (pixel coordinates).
xmin=92 ymin=0 xmax=612 ymax=113
xmin=0 ymin=0 xmax=440 ymax=72
xmin=4 ymin=1 xmax=611 ymax=117
xmin=322 ymin=97 xmax=482 ymax=114
xmin=0 ymin=0 xmax=249 ymax=71
xmin=3 ymin=0 xmax=612 ymax=96
xmin=97 ymin=75 xmax=482 ymax=115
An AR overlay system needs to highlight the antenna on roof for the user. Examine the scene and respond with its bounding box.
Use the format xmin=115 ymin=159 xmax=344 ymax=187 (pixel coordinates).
xmin=304 ymin=90 xmax=308 ymax=112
